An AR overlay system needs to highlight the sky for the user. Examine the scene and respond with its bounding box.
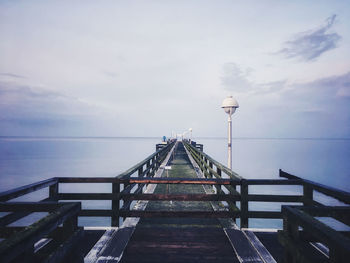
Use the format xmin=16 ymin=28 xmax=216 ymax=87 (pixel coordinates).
xmin=0 ymin=0 xmax=349 ymax=138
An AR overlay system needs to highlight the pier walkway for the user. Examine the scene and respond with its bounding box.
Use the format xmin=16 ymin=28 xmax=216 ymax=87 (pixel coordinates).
xmin=120 ymin=142 xmax=237 ymax=262
xmin=90 ymin=142 xmax=276 ymax=263
xmin=1 ymin=140 xmax=349 ymax=263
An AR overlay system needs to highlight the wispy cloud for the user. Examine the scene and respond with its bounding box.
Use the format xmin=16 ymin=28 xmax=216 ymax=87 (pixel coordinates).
xmin=0 ymin=79 xmax=107 ymax=136
xmin=278 ymin=15 xmax=341 ymax=61
xmin=221 ymin=63 xmax=254 ymax=92
xmin=0 ymin=72 xmax=26 ymax=79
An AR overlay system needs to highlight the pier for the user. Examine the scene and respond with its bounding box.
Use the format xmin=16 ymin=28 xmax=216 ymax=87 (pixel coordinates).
xmin=0 ymin=140 xmax=349 ymax=262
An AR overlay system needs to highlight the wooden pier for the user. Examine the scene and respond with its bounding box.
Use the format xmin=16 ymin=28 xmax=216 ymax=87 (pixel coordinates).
xmin=0 ymin=140 xmax=349 ymax=262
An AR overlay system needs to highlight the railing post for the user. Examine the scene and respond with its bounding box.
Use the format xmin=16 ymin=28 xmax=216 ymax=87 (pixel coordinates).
xmin=146 ymin=160 xmax=150 ymax=176
xmin=151 ymin=157 xmax=156 ymax=177
xmin=112 ymin=182 xmax=120 ymax=227
xmin=329 ymin=247 xmax=344 ymax=263
xmin=208 ymin=161 xmax=213 ymax=179
xmin=303 ymin=184 xmax=313 ymax=206
xmin=216 ymin=167 xmax=222 ymax=193
xmin=63 ymin=214 xmax=78 ymax=234
xmin=282 ymin=211 xmax=298 ymax=263
xmin=49 ymin=182 xmax=59 ymax=201
xmin=241 ymin=179 xmax=248 ymax=228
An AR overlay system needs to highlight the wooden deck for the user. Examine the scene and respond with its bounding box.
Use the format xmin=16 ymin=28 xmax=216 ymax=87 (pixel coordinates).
xmin=120 ymin=142 xmax=239 ymax=262
xmin=120 ymin=227 xmax=238 ymax=263
xmin=1 ymin=140 xmax=349 ymax=263
xmin=91 ymin=142 xmax=276 ymax=263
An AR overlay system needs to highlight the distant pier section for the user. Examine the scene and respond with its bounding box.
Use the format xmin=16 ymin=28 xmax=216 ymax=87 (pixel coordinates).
xmin=0 ymin=140 xmax=349 ymax=262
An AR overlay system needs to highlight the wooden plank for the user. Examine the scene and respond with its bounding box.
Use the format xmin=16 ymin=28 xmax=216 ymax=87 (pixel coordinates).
xmin=57 ymin=193 xmax=117 ymax=200
xmin=96 ymin=227 xmax=135 ymax=263
xmin=280 ymin=169 xmax=350 ymax=204
xmin=128 ymin=177 xmax=235 ymax=185
xmin=244 ymin=230 xmax=277 ymax=263
xmin=84 ymin=228 xmax=118 ymax=263
xmin=0 ymin=178 xmax=58 ymax=201
xmin=79 ymin=209 xmax=112 ymax=217
xmin=121 ymin=193 xmax=239 ymax=202
xmin=224 ymin=228 xmax=263 ymax=263
xmin=246 ymin=179 xmax=301 ymax=185
xmin=248 ymin=194 xmax=303 ymax=202
xmin=282 ymin=206 xmax=350 ymax=254
xmin=119 ymin=210 xmax=238 ymax=218
xmin=0 ymin=202 xmax=69 ymax=212
xmin=248 ymin=211 xmax=282 ymax=219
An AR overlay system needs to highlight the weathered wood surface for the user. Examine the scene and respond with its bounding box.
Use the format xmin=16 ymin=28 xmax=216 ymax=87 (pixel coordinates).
xmin=224 ymin=228 xmax=264 ymax=263
xmin=0 ymin=178 xmax=58 ymax=202
xmin=119 ymin=210 xmax=238 ymax=218
xmin=280 ymin=169 xmax=350 ymax=204
xmin=244 ymin=230 xmax=277 ymax=263
xmin=0 ymin=202 xmax=81 ymax=263
xmin=57 ymin=176 xmax=235 ymax=185
xmin=93 ymin=227 xmax=135 ymax=263
xmin=121 ymin=193 xmax=239 ymax=201
xmin=184 ymin=141 xmax=242 ymax=181
xmin=120 ymin=227 xmax=239 ymax=263
xmin=112 ymin=142 xmax=241 ymax=262
xmin=280 ymin=205 xmax=350 ymax=262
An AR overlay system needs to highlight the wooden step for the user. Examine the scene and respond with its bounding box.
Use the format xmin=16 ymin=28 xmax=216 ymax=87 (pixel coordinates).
xmin=224 ymin=228 xmax=277 ymax=263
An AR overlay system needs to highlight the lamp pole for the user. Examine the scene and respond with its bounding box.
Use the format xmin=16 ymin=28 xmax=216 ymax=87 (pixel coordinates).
xmin=228 ymin=114 xmax=232 ymax=169
xmin=221 ymin=96 xmax=239 ymax=170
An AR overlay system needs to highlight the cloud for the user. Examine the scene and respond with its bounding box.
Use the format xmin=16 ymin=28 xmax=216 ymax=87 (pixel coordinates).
xmin=221 ymin=63 xmax=254 ymax=92
xmin=0 ymin=79 xmax=113 ymax=136
xmin=278 ymin=15 xmax=341 ymax=61
xmin=0 ymin=72 xmax=26 ymax=79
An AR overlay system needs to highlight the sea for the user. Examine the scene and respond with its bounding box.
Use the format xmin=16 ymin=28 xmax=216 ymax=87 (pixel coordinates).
xmin=0 ymin=136 xmax=349 ymax=229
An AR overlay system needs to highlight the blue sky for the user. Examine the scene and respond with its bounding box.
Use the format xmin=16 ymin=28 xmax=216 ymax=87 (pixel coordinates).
xmin=0 ymin=0 xmax=349 ymax=138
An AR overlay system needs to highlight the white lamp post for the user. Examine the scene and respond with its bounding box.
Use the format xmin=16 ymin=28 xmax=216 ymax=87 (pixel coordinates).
xmin=189 ymin=128 xmax=192 ymax=142
xmin=221 ymin=96 xmax=239 ymax=170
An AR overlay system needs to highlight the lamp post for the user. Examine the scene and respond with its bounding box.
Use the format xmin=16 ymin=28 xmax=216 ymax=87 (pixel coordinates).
xmin=221 ymin=96 xmax=239 ymax=170
xmin=189 ymin=128 xmax=192 ymax=142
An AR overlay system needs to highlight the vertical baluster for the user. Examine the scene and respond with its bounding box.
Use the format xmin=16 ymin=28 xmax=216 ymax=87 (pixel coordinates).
xmin=208 ymin=161 xmax=213 ymax=179
xmin=303 ymin=184 xmax=313 ymax=206
xmin=241 ymin=179 xmax=248 ymax=228
xmin=49 ymin=182 xmax=59 ymax=201
xmin=112 ymin=182 xmax=120 ymax=227
xmin=282 ymin=214 xmax=298 ymax=263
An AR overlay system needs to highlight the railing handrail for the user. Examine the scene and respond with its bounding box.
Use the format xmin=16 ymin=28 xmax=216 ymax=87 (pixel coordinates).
xmin=0 ymin=177 xmax=58 ymax=202
xmin=281 ymin=205 xmax=350 ymax=257
xmin=0 ymin=202 xmax=81 ymax=263
xmin=184 ymin=141 xmax=242 ymax=180
xmin=58 ymin=177 xmax=237 ymax=185
xmin=280 ymin=169 xmax=350 ymax=204
xmin=116 ymin=141 xmax=175 ymax=179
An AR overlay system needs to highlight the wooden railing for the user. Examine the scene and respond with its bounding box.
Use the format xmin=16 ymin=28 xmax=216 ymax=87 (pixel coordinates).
xmin=0 ymin=202 xmax=81 ymax=263
xmin=278 ymin=206 xmax=350 ymax=263
xmin=183 ymin=141 xmax=350 ymax=228
xmin=1 ymin=140 xmax=349 ymax=262
xmin=0 ymin=141 xmax=175 ymax=229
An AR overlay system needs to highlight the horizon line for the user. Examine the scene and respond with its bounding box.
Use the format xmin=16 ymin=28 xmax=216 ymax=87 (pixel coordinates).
xmin=0 ymin=135 xmax=349 ymax=141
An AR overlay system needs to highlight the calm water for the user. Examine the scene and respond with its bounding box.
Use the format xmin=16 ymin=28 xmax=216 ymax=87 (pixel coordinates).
xmin=0 ymin=137 xmax=349 ymax=228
